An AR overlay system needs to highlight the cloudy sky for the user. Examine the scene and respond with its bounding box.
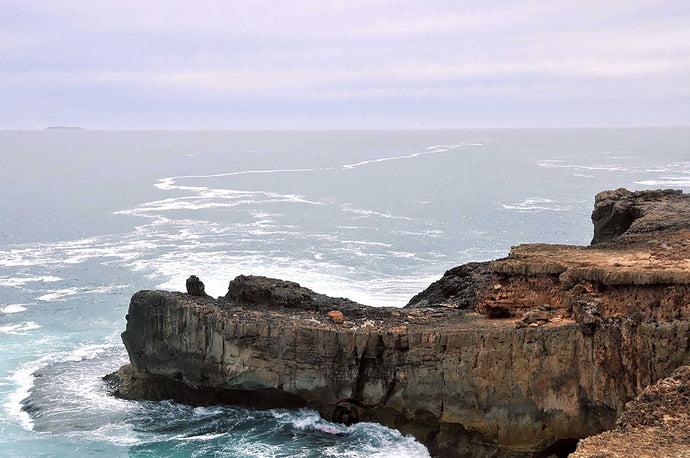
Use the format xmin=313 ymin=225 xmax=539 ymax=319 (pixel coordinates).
xmin=2 ymin=0 xmax=689 ymax=128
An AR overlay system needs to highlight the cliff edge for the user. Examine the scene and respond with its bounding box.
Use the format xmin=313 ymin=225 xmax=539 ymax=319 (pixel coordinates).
xmin=572 ymin=365 xmax=690 ymax=457
xmin=107 ymin=189 xmax=690 ymax=457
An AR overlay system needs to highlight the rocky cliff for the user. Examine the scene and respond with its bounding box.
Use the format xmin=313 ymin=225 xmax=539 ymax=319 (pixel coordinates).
xmin=108 ymin=189 xmax=690 ymax=457
xmin=572 ymin=365 xmax=690 ymax=457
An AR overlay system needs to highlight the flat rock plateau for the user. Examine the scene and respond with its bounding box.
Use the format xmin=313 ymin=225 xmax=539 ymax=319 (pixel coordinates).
xmin=106 ymin=188 xmax=690 ymax=457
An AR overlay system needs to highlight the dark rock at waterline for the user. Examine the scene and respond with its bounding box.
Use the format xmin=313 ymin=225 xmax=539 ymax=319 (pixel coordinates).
xmin=186 ymin=275 xmax=208 ymax=296
xmin=104 ymin=364 xmax=306 ymax=409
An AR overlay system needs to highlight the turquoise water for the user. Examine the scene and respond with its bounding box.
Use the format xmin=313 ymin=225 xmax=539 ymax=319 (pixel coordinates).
xmin=1 ymin=128 xmax=688 ymax=456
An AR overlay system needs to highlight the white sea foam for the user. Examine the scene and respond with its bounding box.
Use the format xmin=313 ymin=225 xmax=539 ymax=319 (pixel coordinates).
xmin=536 ymin=159 xmax=567 ymax=168
xmin=502 ymin=198 xmax=567 ymax=212
xmin=341 ymin=204 xmax=417 ymax=221
xmin=270 ymin=409 xmax=430 ymax=457
xmin=175 ymin=432 xmax=228 ymax=442
xmin=37 ymin=288 xmax=81 ymax=301
xmin=0 ymin=276 xmax=61 ymax=287
xmin=3 ymin=339 xmax=122 ymax=431
xmin=4 ymin=357 xmax=43 ymax=430
xmin=340 ymin=240 xmax=392 ymax=247
xmin=192 ymin=406 xmax=224 ymax=416
xmin=636 ymin=178 xmax=690 ymax=187
xmin=0 ymin=322 xmax=41 ymax=334
xmin=341 ymin=144 xmax=456 ymax=170
xmin=536 ymin=159 xmax=627 ymax=172
xmin=2 ymin=304 xmax=29 ymax=314
xmin=36 ymin=285 xmax=130 ymax=302
xmin=154 ymin=168 xmax=325 ymax=191
xmin=388 ymin=251 xmax=417 ymax=258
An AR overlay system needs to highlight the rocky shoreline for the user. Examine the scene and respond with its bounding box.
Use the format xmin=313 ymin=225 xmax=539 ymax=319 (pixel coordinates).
xmin=106 ymin=188 xmax=690 ymax=457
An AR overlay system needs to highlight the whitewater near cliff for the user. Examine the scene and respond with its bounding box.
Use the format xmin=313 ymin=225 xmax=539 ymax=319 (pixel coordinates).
xmin=1 ymin=128 xmax=689 ymax=457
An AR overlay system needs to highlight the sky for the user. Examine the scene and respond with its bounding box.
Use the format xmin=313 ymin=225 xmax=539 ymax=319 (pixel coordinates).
xmin=1 ymin=0 xmax=689 ymax=129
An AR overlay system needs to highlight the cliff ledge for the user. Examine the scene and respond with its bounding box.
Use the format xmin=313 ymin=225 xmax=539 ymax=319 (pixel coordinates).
xmin=107 ymin=189 xmax=690 ymax=457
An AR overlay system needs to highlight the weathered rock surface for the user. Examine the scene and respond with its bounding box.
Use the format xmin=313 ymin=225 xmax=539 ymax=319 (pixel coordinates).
xmin=406 ymin=261 xmax=493 ymax=308
xmin=108 ymin=189 xmax=690 ymax=457
xmin=591 ymin=188 xmax=690 ymax=244
xmin=185 ymin=275 xmax=208 ymax=296
xmin=572 ymin=365 xmax=690 ymax=457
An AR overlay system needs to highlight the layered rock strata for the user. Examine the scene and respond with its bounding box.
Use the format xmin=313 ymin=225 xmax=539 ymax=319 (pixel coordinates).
xmin=109 ymin=189 xmax=690 ymax=457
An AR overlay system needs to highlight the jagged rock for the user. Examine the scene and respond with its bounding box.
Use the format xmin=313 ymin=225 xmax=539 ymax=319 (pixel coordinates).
xmin=185 ymin=275 xmax=208 ymax=296
xmin=591 ymin=188 xmax=690 ymax=244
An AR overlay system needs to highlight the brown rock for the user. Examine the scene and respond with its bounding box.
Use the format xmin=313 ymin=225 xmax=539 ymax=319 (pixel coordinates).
xmin=327 ymin=310 xmax=344 ymax=324
xmin=571 ymin=284 xmax=587 ymax=295
xmin=572 ymin=366 xmax=690 ymax=457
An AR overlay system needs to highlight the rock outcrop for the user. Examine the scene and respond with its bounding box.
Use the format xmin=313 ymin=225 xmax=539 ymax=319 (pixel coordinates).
xmin=185 ymin=275 xmax=208 ymax=297
xmin=108 ymin=189 xmax=690 ymax=457
xmin=406 ymin=261 xmax=493 ymax=308
xmin=572 ymin=365 xmax=690 ymax=457
xmin=590 ymin=188 xmax=690 ymax=244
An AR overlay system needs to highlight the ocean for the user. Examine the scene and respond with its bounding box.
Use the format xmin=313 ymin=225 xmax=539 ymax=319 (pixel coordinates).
xmin=1 ymin=128 xmax=688 ymax=457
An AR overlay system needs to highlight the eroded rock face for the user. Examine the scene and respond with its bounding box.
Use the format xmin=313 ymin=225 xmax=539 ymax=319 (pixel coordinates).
xmin=572 ymin=366 xmax=690 ymax=457
xmin=115 ymin=276 xmax=690 ymax=456
xmin=591 ymin=188 xmax=690 ymax=244
xmin=110 ymin=189 xmax=690 ymax=457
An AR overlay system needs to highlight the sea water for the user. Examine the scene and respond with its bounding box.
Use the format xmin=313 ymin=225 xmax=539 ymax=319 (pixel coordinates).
xmin=0 ymin=128 xmax=688 ymax=457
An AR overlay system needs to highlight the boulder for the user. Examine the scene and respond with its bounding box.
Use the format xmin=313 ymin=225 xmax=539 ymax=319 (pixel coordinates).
xmin=185 ymin=275 xmax=208 ymax=296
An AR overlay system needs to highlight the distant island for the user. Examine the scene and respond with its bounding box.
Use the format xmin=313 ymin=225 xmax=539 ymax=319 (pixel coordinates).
xmin=43 ymin=126 xmax=85 ymax=130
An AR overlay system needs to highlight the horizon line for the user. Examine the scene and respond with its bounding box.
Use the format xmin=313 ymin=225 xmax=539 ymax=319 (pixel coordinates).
xmin=2 ymin=124 xmax=689 ymax=132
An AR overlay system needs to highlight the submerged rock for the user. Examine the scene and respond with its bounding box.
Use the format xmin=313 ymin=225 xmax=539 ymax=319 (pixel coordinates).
xmin=109 ymin=189 xmax=690 ymax=457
